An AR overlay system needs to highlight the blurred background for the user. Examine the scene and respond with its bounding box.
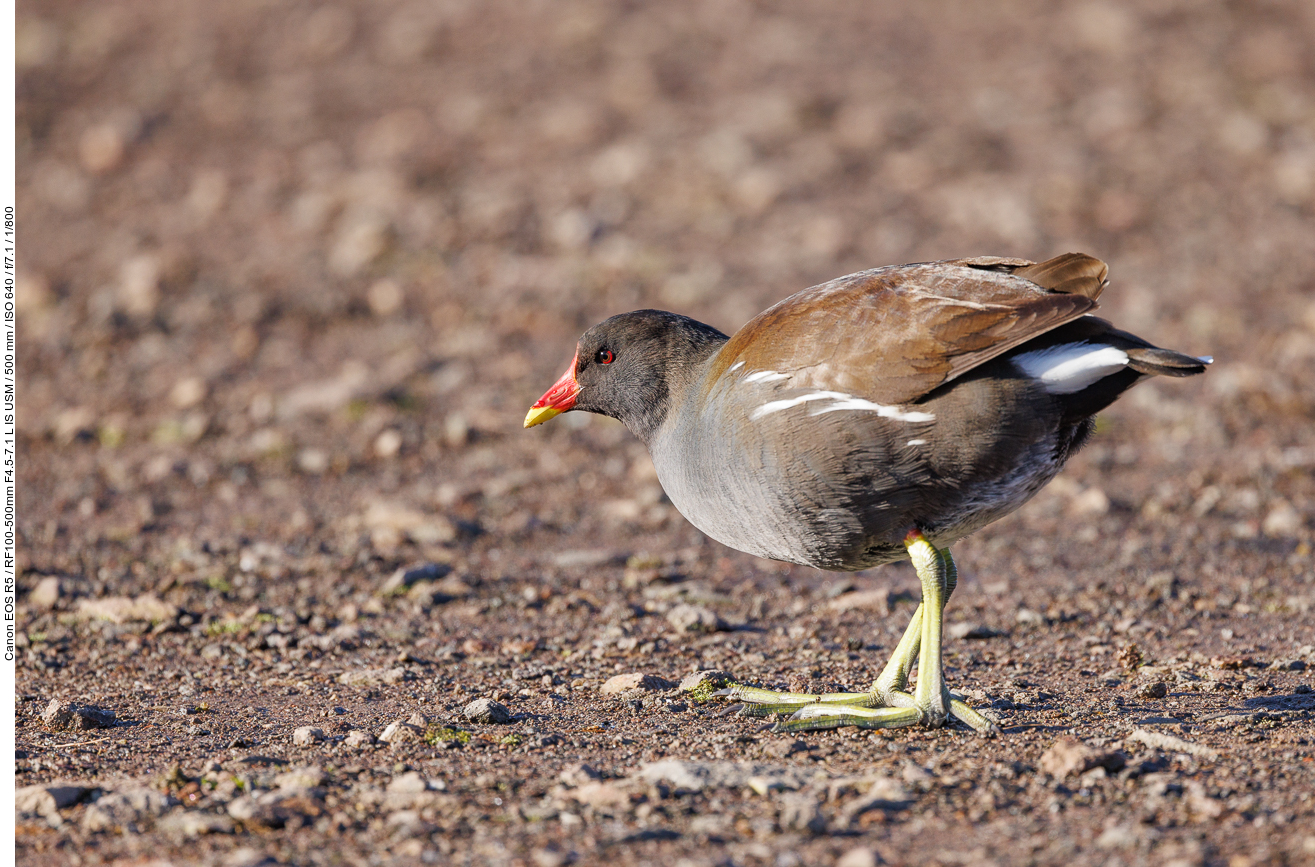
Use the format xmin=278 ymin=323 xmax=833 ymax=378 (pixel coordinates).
xmin=15 ymin=0 xmax=1314 ymax=592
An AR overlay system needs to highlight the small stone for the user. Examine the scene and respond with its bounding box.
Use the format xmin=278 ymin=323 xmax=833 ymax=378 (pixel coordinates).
xmin=16 ymin=784 xmax=93 ymax=817
xmin=223 ymin=846 xmax=276 ymax=867
xmin=82 ymin=786 xmax=176 ymax=832
xmin=387 ymin=771 xmax=430 ymax=794
xmin=558 ymin=763 xmax=601 ymax=786
xmin=367 ymin=279 xmax=405 ymax=317
xmin=948 ymin=621 xmax=1006 ymax=640
xmin=344 ymin=729 xmax=375 ymax=748
xmin=41 ymin=699 xmax=116 ymax=731
xmin=292 ymin=726 xmax=325 ymax=746
xmin=1095 ymin=823 xmax=1140 ymax=849
xmin=1262 ymin=500 xmax=1303 ymax=537
xmin=378 ymin=721 xmax=423 ymax=744
xmin=273 ymin=766 xmax=326 ymax=790
xmin=1138 ymin=681 xmax=1169 ymax=700
xmin=463 ymin=698 xmax=512 ymax=724
xmin=765 ymin=738 xmax=810 ymax=760
xmin=1038 ymin=737 xmax=1127 ymax=778
xmin=378 ymin=562 xmax=452 ymax=596
xmin=827 ymin=589 xmax=891 ymax=613
xmin=76 ymin=594 xmax=179 ymax=625
xmin=531 ymin=848 xmax=573 ymax=867
xmin=158 ymin=810 xmax=236 ymax=839
xmin=117 ymin=253 xmax=161 ymax=318
xmin=337 ymin=666 xmax=415 ymax=686
xmin=374 ymin=428 xmax=403 ymax=459
xmin=835 ymin=847 xmax=881 ymax=867
xmin=678 ymin=669 xmax=734 ymax=696
xmin=169 ymin=377 xmax=208 ymax=409
xmin=569 ymin=781 xmax=631 ymax=810
xmin=297 ymin=448 xmax=330 ymax=474
xmin=778 ymin=792 xmax=827 ymax=835
xmin=665 ymin=602 xmax=725 ymax=633
xmin=29 ymin=576 xmax=63 ymax=610
xmin=601 ymin=673 xmax=675 ymax=696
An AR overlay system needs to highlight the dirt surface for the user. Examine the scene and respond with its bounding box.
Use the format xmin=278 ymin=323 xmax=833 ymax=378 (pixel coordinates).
xmin=13 ymin=1 xmax=1315 ymax=865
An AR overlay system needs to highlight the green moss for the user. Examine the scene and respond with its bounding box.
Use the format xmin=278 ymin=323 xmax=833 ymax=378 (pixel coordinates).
xmin=686 ymin=678 xmax=737 ymax=704
xmin=498 ymin=734 xmax=522 ymax=747
xmin=425 ymin=725 xmax=471 ymax=746
xmin=204 ymin=575 xmax=233 ymax=594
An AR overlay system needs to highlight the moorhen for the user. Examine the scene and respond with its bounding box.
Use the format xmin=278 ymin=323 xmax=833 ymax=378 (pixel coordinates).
xmin=525 ymin=254 xmax=1208 ymax=735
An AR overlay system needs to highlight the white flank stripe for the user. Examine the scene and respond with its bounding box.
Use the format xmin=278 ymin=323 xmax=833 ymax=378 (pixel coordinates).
xmin=1013 ymin=343 xmax=1129 ymax=394
xmin=743 ymin=369 xmax=789 ymax=384
xmin=751 ymin=390 xmax=935 ymax=422
xmin=729 ymin=360 xmax=745 ymax=372
xmin=906 ymin=439 xmax=926 ymax=446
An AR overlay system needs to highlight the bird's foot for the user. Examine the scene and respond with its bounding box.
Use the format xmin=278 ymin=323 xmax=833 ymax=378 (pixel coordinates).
xmin=715 ymin=683 xmax=998 ymax=736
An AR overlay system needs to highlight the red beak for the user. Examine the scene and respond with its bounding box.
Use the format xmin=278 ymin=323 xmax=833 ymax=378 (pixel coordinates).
xmin=524 ymin=348 xmax=581 ymax=428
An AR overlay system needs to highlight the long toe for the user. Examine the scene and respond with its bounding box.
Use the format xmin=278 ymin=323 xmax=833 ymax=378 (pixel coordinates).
xmin=775 ymin=703 xmax=922 ymax=733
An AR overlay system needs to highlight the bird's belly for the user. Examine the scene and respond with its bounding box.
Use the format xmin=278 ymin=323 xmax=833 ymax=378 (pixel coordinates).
xmin=651 ymin=425 xmax=1072 ymax=572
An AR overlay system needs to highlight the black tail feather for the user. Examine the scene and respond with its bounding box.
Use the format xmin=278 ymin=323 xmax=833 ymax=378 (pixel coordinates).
xmin=1125 ymin=347 xmax=1211 ymax=377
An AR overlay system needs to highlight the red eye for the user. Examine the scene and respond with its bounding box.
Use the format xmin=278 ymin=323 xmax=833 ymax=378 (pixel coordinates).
xmin=596 ymin=349 xmax=614 ymax=364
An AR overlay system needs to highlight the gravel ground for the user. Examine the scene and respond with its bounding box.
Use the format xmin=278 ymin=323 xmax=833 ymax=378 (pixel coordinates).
xmin=14 ymin=1 xmax=1315 ymax=865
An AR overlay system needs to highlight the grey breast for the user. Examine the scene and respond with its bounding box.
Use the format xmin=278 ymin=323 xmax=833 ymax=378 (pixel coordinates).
xmin=647 ymin=364 xmax=935 ymax=570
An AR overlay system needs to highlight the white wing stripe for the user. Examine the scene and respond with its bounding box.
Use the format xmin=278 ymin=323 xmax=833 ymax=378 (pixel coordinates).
xmin=751 ymin=390 xmax=934 ymax=422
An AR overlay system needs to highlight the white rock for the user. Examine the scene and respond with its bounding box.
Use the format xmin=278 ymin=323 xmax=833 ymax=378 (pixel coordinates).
xmin=292 ymin=726 xmax=325 ymax=746
xmin=15 ymin=784 xmax=91 ymax=817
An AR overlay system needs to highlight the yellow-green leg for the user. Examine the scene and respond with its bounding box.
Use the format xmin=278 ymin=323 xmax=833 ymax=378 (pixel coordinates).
xmin=720 ymin=531 xmax=998 ymax=736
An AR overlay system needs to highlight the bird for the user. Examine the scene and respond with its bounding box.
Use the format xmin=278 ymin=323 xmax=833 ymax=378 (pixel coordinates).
xmin=524 ymin=254 xmax=1209 ymax=736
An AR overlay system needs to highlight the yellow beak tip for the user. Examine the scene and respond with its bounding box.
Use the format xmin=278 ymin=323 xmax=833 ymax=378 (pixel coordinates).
xmin=524 ymin=406 xmax=563 ymax=428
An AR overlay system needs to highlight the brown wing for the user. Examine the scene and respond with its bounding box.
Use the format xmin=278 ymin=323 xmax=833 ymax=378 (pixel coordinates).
xmin=710 ymin=254 xmax=1106 ymax=405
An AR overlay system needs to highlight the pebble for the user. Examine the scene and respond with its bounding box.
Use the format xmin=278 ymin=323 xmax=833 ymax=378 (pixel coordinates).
xmin=678 ymin=669 xmax=734 ymax=694
xmin=378 ymin=562 xmax=452 ymax=595
xmin=227 ymin=787 xmax=325 ymax=830
xmin=82 ymin=786 xmax=176 ymax=832
xmin=344 ymin=729 xmax=375 ymax=748
xmin=158 ymin=809 xmax=236 ymax=839
xmin=558 ymin=763 xmax=601 ymax=786
xmin=834 ymin=847 xmax=881 ymax=867
xmin=15 ymin=783 xmax=93 ymax=818
xmin=378 ymin=721 xmax=424 ymax=744
xmin=273 ymin=766 xmax=326 ymax=790
xmin=665 ymin=602 xmax=726 ymax=633
xmin=337 ymin=666 xmax=414 ymax=686
xmin=292 ymin=726 xmax=325 ymax=746
xmin=75 ymin=594 xmax=179 ymax=626
xmin=567 ymin=781 xmax=632 ymax=810
xmin=223 ymin=847 xmax=277 ymax=867
xmin=29 ymin=576 xmax=63 ymax=609
xmin=1038 ymin=737 xmax=1128 ymax=778
xmin=41 ymin=699 xmax=116 ymax=731
xmin=116 ymin=253 xmax=161 ymax=318
xmin=463 ymin=697 xmax=512 ymax=724
xmin=1128 ymin=727 xmax=1220 ymax=760
xmin=386 ymin=771 xmax=430 ymax=794
xmin=947 ymin=622 xmax=1008 ymax=640
xmin=600 ymin=673 xmax=675 ymax=696
xmin=79 ymin=122 xmax=127 ymax=174
xmin=778 ymin=792 xmax=827 ymax=834
xmin=827 ymin=588 xmax=892 ymax=613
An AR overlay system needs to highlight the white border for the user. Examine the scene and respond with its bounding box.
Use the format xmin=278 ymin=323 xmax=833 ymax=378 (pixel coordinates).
xmin=3 ymin=0 xmax=18 ymax=850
